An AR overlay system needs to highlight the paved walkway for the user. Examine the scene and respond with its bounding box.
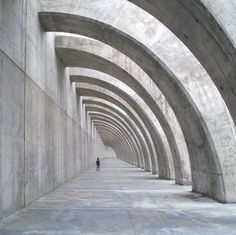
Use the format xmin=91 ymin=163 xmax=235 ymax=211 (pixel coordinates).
xmin=1 ymin=158 xmax=236 ymax=234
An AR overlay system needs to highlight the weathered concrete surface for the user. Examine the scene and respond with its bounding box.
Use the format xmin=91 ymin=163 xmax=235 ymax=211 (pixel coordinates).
xmin=77 ymin=84 xmax=155 ymax=172
xmin=83 ymin=98 xmax=150 ymax=170
xmin=93 ymin=122 xmax=136 ymax=165
xmin=1 ymin=0 xmax=236 ymax=225
xmin=57 ymin=35 xmax=190 ymax=185
xmin=0 ymin=51 xmax=25 ymax=221
xmin=128 ymin=0 xmax=236 ymax=125
xmin=91 ymin=118 xmax=138 ymax=163
xmin=74 ymin=74 xmax=173 ymax=179
xmin=1 ymin=158 xmax=236 ymax=235
xmin=0 ymin=0 xmax=108 ymax=220
xmin=98 ymin=130 xmax=131 ymax=164
xmin=39 ymin=2 xmax=236 ymax=165
xmin=88 ymin=110 xmax=145 ymax=169
xmin=77 ymin=81 xmax=164 ymax=175
xmin=54 ymin=34 xmax=189 ymax=184
xmin=39 ymin=11 xmax=236 ymax=202
xmin=89 ymin=113 xmax=143 ymax=167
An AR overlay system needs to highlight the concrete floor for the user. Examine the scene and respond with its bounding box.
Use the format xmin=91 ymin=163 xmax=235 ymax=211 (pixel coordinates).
xmin=1 ymin=158 xmax=236 ymax=235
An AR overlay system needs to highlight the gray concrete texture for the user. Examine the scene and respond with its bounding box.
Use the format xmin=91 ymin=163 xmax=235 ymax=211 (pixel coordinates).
xmin=87 ymin=109 xmax=146 ymax=168
xmin=1 ymin=0 xmax=236 ymax=228
xmin=90 ymin=114 xmax=143 ymax=165
xmin=1 ymin=158 xmax=236 ymax=235
xmin=0 ymin=0 xmax=108 ymax=220
xmin=83 ymin=98 xmax=150 ymax=170
xmin=77 ymin=83 xmax=154 ymax=172
xmin=75 ymin=74 xmax=173 ymax=178
xmin=38 ymin=0 xmax=236 ymax=202
xmin=55 ymin=35 xmax=190 ymax=185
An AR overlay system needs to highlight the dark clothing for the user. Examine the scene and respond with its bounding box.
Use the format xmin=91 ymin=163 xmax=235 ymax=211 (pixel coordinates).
xmin=96 ymin=159 xmax=100 ymax=171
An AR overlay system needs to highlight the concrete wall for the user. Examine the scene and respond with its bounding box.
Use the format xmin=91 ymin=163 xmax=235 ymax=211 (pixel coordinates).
xmin=0 ymin=0 xmax=106 ymax=220
xmin=105 ymin=147 xmax=117 ymax=158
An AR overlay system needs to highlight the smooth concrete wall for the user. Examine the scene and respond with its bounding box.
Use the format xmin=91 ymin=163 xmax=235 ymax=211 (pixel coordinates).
xmin=0 ymin=50 xmax=25 ymax=222
xmin=0 ymin=0 xmax=106 ymax=220
xmin=105 ymin=147 xmax=117 ymax=158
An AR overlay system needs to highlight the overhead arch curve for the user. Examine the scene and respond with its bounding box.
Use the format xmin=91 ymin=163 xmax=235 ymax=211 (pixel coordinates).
xmin=38 ymin=12 xmax=236 ymax=201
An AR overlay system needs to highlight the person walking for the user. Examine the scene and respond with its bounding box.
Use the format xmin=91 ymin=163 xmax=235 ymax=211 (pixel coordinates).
xmin=96 ymin=158 xmax=100 ymax=171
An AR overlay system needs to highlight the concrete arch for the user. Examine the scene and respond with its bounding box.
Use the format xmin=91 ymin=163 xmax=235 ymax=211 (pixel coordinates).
xmin=94 ymin=123 xmax=135 ymax=164
xmin=74 ymin=74 xmax=174 ymax=180
xmin=97 ymin=129 xmax=132 ymax=163
xmin=97 ymin=128 xmax=131 ymax=163
xmin=128 ymin=0 xmax=236 ymax=125
xmin=98 ymin=132 xmax=125 ymax=159
xmin=77 ymin=85 xmax=156 ymax=174
xmin=55 ymin=35 xmax=190 ymax=184
xmin=87 ymin=110 xmax=145 ymax=169
xmin=96 ymin=126 xmax=132 ymax=162
xmin=83 ymin=98 xmax=150 ymax=170
xmin=91 ymin=119 xmax=140 ymax=166
xmin=91 ymin=115 xmax=140 ymax=166
xmin=90 ymin=115 xmax=143 ymax=167
xmin=38 ymin=12 xmax=236 ymax=201
xmin=76 ymin=77 xmax=173 ymax=179
xmin=86 ymin=106 xmax=146 ymax=168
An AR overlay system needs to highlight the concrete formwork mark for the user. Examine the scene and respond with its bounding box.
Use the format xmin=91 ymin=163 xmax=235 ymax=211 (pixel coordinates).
xmin=54 ymin=34 xmax=190 ymax=184
xmin=74 ymin=75 xmax=172 ymax=178
xmin=128 ymin=0 xmax=236 ymax=126
xmin=83 ymin=99 xmax=149 ymax=170
xmin=88 ymin=111 xmax=144 ymax=169
xmin=96 ymin=127 xmax=134 ymax=164
xmin=77 ymin=85 xmax=154 ymax=173
xmin=38 ymin=12 xmax=235 ymax=202
xmin=92 ymin=120 xmax=138 ymax=165
xmin=77 ymin=80 xmax=167 ymax=177
xmin=82 ymin=97 xmax=151 ymax=172
xmin=87 ymin=109 xmax=146 ymax=169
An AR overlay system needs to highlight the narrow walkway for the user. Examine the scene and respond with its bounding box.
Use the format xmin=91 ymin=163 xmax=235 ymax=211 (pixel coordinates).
xmin=1 ymin=158 xmax=236 ymax=234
